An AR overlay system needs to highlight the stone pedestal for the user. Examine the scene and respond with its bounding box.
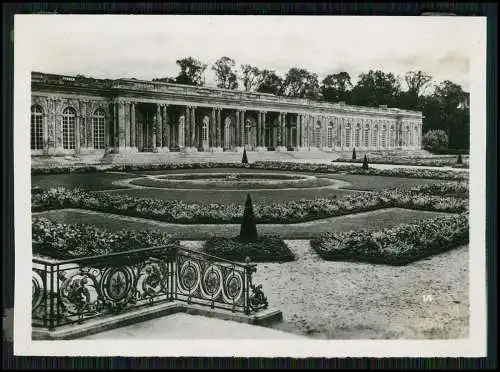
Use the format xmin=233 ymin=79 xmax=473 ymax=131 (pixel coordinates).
xmin=119 ymin=146 xmax=139 ymax=154
xmin=181 ymin=146 xmax=198 ymax=153
xmin=275 ymin=146 xmax=287 ymax=152
xmin=255 ymin=146 xmax=267 ymax=152
xmin=294 ymin=147 xmax=310 ymax=152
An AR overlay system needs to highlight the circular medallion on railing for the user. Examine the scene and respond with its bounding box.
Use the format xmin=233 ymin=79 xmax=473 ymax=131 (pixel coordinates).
xmin=103 ymin=268 xmax=133 ymax=302
xmin=139 ymin=263 xmax=168 ymax=298
xmin=177 ymin=260 xmax=201 ymax=295
xmin=222 ymin=271 xmax=243 ymax=303
xmin=200 ymin=265 xmax=223 ymax=299
xmin=32 ymin=271 xmax=44 ymax=311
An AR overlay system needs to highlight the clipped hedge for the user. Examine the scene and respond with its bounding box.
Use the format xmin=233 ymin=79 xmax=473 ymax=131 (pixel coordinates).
xmin=32 ymin=186 xmax=469 ymax=225
xmin=32 ymin=217 xmax=179 ymax=260
xmin=310 ymin=212 xmax=469 ymax=265
xmin=203 ymin=235 xmax=295 ymax=262
xmin=32 ymin=161 xmax=468 ymax=180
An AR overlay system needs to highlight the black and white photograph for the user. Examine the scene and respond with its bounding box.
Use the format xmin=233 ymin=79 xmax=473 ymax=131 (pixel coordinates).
xmin=14 ymin=14 xmax=487 ymax=357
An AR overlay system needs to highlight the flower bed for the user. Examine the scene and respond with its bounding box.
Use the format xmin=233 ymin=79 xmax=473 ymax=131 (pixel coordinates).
xmin=310 ymin=212 xmax=469 ymax=265
xmin=32 ymin=186 xmax=469 ymax=225
xmin=333 ymin=157 xmax=469 ymax=168
xmin=31 ymin=161 xmax=468 ymax=180
xmin=203 ymin=236 xmax=295 ymax=262
xmin=32 ymin=217 xmax=179 ymax=260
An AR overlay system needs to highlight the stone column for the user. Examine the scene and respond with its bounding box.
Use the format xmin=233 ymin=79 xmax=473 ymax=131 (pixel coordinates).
xmin=185 ymin=106 xmax=191 ymax=148
xmin=216 ymin=108 xmax=222 ymax=148
xmin=257 ymin=112 xmax=261 ymax=147
xmin=240 ymin=110 xmax=245 ymax=148
xmin=190 ymin=106 xmax=197 ymax=150
xmin=118 ymin=101 xmax=126 ymax=151
xmin=261 ymin=112 xmax=267 ymax=148
xmin=155 ymin=104 xmax=162 ymax=148
xmin=42 ymin=104 xmax=49 ymax=154
xmin=130 ymin=102 xmax=136 ymax=149
xmin=123 ymin=101 xmax=130 ymax=148
xmin=235 ymin=109 xmax=240 ymax=148
xmin=162 ymin=104 xmax=170 ymax=151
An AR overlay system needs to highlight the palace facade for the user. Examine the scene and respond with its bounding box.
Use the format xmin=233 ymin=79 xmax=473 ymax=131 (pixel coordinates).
xmin=30 ymin=72 xmax=423 ymax=156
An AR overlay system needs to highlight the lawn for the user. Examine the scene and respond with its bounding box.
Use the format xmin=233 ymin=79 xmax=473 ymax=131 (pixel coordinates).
xmin=34 ymin=208 xmax=455 ymax=240
xmin=31 ymin=168 xmax=455 ymax=205
xmin=31 ymin=172 xmax=141 ymax=191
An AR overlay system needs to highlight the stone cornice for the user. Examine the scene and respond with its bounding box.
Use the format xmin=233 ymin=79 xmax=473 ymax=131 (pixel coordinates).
xmin=32 ymin=72 xmax=423 ymax=120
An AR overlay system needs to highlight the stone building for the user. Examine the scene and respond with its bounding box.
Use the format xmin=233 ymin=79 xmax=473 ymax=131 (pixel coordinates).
xmin=30 ymin=72 xmax=423 ymax=156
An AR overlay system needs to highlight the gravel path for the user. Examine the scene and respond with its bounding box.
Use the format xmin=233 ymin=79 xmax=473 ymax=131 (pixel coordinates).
xmin=252 ymin=241 xmax=469 ymax=339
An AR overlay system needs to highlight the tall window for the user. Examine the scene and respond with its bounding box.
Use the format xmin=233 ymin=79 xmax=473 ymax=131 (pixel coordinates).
xmin=224 ymin=117 xmax=231 ymax=149
xmin=315 ymin=121 xmax=321 ymax=147
xmin=31 ymin=105 xmax=44 ymax=150
xmin=414 ymin=125 xmax=419 ymax=147
xmin=364 ymin=124 xmax=370 ymax=147
xmin=389 ymin=124 xmax=396 ymax=148
xmin=405 ymin=125 xmax=410 ymax=146
xmin=93 ymin=109 xmax=105 ymax=149
xmin=62 ymin=107 xmax=76 ymax=150
xmin=371 ymin=124 xmax=378 ymax=148
xmin=335 ymin=122 xmax=341 ymax=147
xmin=327 ymin=122 xmax=334 ymax=148
xmin=202 ymin=116 xmax=209 ymax=147
xmin=345 ymin=123 xmax=351 ymax=148
xmin=354 ymin=123 xmax=361 ymax=147
xmin=381 ymin=125 xmax=387 ymax=148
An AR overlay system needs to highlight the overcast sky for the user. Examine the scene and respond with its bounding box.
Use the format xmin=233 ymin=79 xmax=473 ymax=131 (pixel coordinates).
xmin=18 ymin=15 xmax=482 ymax=93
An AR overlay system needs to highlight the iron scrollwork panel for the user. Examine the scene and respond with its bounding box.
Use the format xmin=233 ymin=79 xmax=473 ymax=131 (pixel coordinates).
xmin=176 ymin=252 xmax=246 ymax=312
xmin=53 ymin=256 xmax=173 ymax=326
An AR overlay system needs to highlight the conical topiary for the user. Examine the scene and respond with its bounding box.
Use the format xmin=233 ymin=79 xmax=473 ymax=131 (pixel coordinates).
xmin=242 ymin=148 xmax=248 ymax=164
xmin=362 ymin=154 xmax=369 ymax=170
xmin=239 ymin=193 xmax=258 ymax=242
xmin=457 ymin=153 xmax=463 ymax=164
xmin=352 ymin=148 xmax=357 ymax=160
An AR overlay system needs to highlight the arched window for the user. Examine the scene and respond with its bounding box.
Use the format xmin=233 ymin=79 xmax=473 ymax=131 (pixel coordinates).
xmin=355 ymin=123 xmax=361 ymax=148
xmin=244 ymin=119 xmax=252 ymax=146
xmin=345 ymin=123 xmax=351 ymax=148
xmin=224 ymin=117 xmax=231 ymax=149
xmin=390 ymin=124 xmax=396 ymax=148
xmin=372 ymin=124 xmax=378 ymax=148
xmin=62 ymin=107 xmax=76 ymax=150
xmin=364 ymin=124 xmax=370 ymax=147
xmin=381 ymin=125 xmax=387 ymax=148
xmin=202 ymin=116 xmax=209 ymax=147
xmin=405 ymin=125 xmax=410 ymax=146
xmin=327 ymin=122 xmax=334 ymax=148
xmin=31 ymin=105 xmax=44 ymax=150
xmin=414 ymin=125 xmax=419 ymax=147
xmin=315 ymin=121 xmax=321 ymax=147
xmin=92 ymin=108 xmax=105 ymax=149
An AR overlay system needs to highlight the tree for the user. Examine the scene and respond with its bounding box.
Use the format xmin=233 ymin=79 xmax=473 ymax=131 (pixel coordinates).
xmin=174 ymin=57 xmax=207 ymax=86
xmin=239 ymin=194 xmax=258 ymax=242
xmin=422 ymin=129 xmax=449 ymax=151
xmin=255 ymin=70 xmax=283 ymax=95
xmin=404 ymin=71 xmax=432 ymax=110
xmin=352 ymin=147 xmax=357 ymax=160
xmin=348 ymin=70 xmax=401 ymax=107
xmin=212 ymin=56 xmax=238 ymax=89
xmin=241 ymin=148 xmax=248 ymax=163
xmin=432 ymin=80 xmax=469 ymax=149
xmin=240 ymin=64 xmax=261 ymax=92
xmin=321 ymin=72 xmax=353 ymax=102
xmin=362 ymin=154 xmax=369 ymax=170
xmin=281 ymin=68 xmax=320 ymax=99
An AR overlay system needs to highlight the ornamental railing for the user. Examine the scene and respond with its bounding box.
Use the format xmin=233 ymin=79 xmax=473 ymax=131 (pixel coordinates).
xmin=32 ymin=245 xmax=269 ymax=331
